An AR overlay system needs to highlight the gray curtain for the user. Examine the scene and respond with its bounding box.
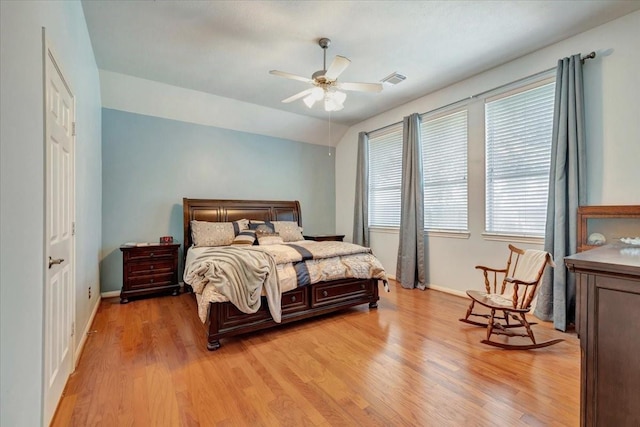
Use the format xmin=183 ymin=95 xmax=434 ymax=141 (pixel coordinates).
xmin=534 ymin=54 xmax=587 ymax=331
xmin=396 ymin=113 xmax=426 ymax=290
xmin=353 ymin=132 xmax=369 ymax=247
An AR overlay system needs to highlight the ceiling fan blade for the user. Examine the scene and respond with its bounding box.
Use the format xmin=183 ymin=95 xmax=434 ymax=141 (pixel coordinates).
xmin=337 ymin=82 xmax=383 ymax=93
xmin=282 ymin=88 xmax=315 ymax=103
xmin=324 ymin=55 xmax=351 ymax=80
xmin=269 ymin=70 xmax=313 ymax=84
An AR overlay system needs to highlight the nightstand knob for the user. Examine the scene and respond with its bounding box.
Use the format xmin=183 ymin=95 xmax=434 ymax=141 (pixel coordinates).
xmin=322 ymin=290 xmax=328 ymax=297
xmin=150 ymin=278 xmax=154 ymax=283
xmin=150 ymin=265 xmax=154 ymax=270
xmin=361 ymin=283 xmax=365 ymax=289
xmin=291 ymin=296 xmax=296 ymax=302
xmin=150 ymin=252 xmax=155 ymax=257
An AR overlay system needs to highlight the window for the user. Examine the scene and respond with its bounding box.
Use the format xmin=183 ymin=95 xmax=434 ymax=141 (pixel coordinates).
xmin=421 ymin=109 xmax=468 ymax=231
xmin=368 ymin=124 xmax=402 ymax=227
xmin=485 ymin=79 xmax=555 ymax=237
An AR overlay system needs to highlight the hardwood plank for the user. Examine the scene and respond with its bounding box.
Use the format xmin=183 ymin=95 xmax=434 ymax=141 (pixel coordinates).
xmin=51 ymin=281 xmax=579 ymax=426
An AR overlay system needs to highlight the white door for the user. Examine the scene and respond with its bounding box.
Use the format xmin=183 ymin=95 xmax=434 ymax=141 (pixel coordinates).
xmin=43 ymin=35 xmax=75 ymax=426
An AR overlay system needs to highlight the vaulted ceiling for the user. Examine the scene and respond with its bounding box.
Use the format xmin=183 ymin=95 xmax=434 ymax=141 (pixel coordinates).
xmin=82 ymin=1 xmax=640 ymax=126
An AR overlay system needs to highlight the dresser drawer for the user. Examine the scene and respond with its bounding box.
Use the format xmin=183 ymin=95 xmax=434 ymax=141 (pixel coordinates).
xmin=312 ymin=280 xmax=372 ymax=307
xmin=126 ymin=259 xmax=174 ymax=276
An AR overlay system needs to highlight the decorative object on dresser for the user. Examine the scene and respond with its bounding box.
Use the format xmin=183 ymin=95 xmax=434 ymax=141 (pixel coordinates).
xmin=303 ymin=234 xmax=345 ymax=242
xmin=565 ymin=244 xmax=640 ymax=427
xmin=119 ymin=242 xmax=180 ymax=304
xmin=577 ymin=205 xmax=640 ymax=252
xmin=183 ymin=198 xmax=386 ymax=351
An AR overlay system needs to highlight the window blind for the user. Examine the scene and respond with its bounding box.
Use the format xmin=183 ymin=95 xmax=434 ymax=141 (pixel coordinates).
xmin=421 ymin=110 xmax=468 ymax=231
xmin=485 ymin=80 xmax=555 ymax=236
xmin=368 ymin=124 xmax=403 ymax=227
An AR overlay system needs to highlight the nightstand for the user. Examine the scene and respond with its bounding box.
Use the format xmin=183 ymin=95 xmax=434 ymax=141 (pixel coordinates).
xmin=303 ymin=234 xmax=345 ymax=242
xmin=119 ymin=242 xmax=180 ymax=303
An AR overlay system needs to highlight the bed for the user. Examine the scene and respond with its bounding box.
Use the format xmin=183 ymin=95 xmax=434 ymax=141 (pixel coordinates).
xmin=182 ymin=198 xmax=387 ymax=350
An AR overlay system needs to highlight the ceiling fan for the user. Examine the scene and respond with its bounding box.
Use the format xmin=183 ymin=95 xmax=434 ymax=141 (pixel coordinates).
xmin=270 ymin=38 xmax=383 ymax=112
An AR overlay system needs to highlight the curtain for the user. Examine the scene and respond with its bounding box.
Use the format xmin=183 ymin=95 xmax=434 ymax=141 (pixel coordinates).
xmin=534 ymin=54 xmax=587 ymax=331
xmin=396 ymin=113 xmax=426 ymax=290
xmin=353 ymin=132 xmax=369 ymax=247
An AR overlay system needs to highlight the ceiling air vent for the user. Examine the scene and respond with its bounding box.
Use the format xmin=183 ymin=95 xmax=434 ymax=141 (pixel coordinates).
xmin=381 ymin=72 xmax=406 ymax=85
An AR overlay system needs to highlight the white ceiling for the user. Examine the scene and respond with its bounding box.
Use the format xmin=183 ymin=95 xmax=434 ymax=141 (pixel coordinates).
xmin=82 ymin=1 xmax=640 ymax=126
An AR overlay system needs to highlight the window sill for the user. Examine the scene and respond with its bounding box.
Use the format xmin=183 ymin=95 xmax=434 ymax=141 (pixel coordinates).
xmin=426 ymin=230 xmax=470 ymax=239
xmin=369 ymin=227 xmax=470 ymax=239
xmin=482 ymin=232 xmax=544 ymax=245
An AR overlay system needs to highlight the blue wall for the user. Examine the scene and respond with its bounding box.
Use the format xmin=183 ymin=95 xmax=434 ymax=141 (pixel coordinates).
xmin=101 ymin=108 xmax=336 ymax=292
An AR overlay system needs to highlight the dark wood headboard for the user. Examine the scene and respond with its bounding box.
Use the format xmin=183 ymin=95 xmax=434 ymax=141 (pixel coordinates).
xmin=182 ymin=198 xmax=302 ymax=263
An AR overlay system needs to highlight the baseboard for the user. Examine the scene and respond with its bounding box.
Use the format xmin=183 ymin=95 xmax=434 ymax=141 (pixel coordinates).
xmin=426 ymin=283 xmax=467 ymax=298
xmin=74 ymin=296 xmax=101 ymax=368
xmin=100 ymin=290 xmax=120 ymax=298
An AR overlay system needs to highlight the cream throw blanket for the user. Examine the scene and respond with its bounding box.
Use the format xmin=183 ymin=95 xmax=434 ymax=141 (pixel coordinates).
xmin=488 ymin=249 xmax=554 ymax=308
xmin=183 ymin=246 xmax=282 ymax=322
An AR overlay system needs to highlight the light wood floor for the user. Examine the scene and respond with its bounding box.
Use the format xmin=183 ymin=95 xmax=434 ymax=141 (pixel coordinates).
xmin=53 ymin=282 xmax=580 ymax=426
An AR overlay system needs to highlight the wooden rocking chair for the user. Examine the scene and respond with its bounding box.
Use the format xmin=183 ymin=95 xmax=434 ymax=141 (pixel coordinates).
xmin=459 ymin=244 xmax=563 ymax=350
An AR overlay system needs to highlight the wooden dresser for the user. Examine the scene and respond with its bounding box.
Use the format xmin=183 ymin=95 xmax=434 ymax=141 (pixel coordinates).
xmin=565 ymin=244 xmax=640 ymax=427
xmin=120 ymin=242 xmax=180 ymax=303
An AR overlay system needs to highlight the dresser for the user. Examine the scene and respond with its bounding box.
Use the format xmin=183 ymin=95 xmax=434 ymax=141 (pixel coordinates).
xmin=565 ymin=244 xmax=640 ymax=427
xmin=120 ymin=242 xmax=180 ymax=303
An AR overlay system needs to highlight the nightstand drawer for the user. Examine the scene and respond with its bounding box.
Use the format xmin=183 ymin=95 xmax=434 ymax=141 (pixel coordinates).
xmin=124 ymin=246 xmax=175 ymax=261
xmin=126 ymin=260 xmax=174 ymax=276
xmin=126 ymin=273 xmax=175 ymax=289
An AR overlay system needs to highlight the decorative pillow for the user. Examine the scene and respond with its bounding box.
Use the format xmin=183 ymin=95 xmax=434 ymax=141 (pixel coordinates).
xmin=249 ymin=220 xmax=276 ymax=234
xmin=271 ymin=221 xmax=304 ymax=242
xmin=191 ymin=219 xmax=249 ymax=247
xmin=231 ymin=230 xmax=257 ymax=246
xmin=257 ymin=233 xmax=284 ymax=246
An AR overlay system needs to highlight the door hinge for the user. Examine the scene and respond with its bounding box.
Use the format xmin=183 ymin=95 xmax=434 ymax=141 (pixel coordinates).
xmin=72 ymin=122 xmax=76 ymax=136
xmin=72 ymin=222 xmax=75 ymax=236
xmin=71 ymin=321 xmax=75 ymax=337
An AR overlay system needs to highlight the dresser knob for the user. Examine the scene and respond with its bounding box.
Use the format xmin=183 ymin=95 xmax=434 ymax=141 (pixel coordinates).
xmin=291 ymin=296 xmax=296 ymax=302
xmin=150 ymin=278 xmax=154 ymax=283
xmin=150 ymin=265 xmax=154 ymax=270
xmin=150 ymin=252 xmax=154 ymax=257
xmin=322 ymin=290 xmax=328 ymax=297
xmin=361 ymin=283 xmax=365 ymax=289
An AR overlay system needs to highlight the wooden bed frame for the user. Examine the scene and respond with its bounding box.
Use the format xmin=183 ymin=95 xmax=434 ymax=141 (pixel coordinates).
xmin=183 ymin=198 xmax=380 ymax=351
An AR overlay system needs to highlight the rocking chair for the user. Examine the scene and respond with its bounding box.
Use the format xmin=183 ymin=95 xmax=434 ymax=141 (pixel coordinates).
xmin=459 ymin=244 xmax=562 ymax=350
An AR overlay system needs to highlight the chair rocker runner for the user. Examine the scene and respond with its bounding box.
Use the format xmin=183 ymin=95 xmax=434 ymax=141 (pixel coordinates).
xmin=460 ymin=244 xmax=563 ymax=350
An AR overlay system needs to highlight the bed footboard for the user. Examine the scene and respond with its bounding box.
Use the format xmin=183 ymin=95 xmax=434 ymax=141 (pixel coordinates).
xmin=204 ymin=278 xmax=380 ymax=350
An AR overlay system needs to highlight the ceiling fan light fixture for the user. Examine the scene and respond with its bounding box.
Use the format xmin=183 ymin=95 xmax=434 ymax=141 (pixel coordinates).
xmin=311 ymin=87 xmax=324 ymax=101
xmin=303 ymin=94 xmax=317 ymax=109
xmin=324 ymin=90 xmax=346 ymax=112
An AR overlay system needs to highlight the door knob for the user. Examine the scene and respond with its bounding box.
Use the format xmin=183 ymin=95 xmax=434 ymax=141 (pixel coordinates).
xmin=48 ymin=256 xmax=64 ymax=268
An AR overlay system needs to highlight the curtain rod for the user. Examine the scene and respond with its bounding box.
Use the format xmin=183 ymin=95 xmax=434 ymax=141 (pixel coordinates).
xmin=367 ymin=51 xmax=596 ymax=136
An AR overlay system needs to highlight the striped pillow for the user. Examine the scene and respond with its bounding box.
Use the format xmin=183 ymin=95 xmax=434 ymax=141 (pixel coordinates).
xmin=231 ymin=230 xmax=257 ymax=246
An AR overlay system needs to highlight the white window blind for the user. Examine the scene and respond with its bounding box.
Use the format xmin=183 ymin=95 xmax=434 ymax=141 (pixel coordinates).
xmin=485 ymin=80 xmax=555 ymax=236
xmin=368 ymin=124 xmax=403 ymax=227
xmin=421 ymin=110 xmax=468 ymax=231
